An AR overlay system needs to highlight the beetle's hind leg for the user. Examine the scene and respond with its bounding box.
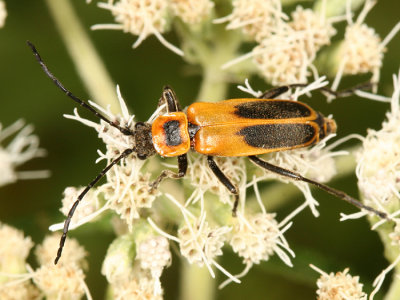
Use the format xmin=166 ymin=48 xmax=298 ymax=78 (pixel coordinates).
xmin=248 ymin=155 xmax=388 ymax=220
xmin=207 ymin=156 xmax=239 ymax=216
xmin=150 ymin=154 xmax=188 ymax=191
xmin=260 ymin=82 xmax=373 ymax=100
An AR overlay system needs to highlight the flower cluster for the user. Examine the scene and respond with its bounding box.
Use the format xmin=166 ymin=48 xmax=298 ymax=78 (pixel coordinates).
xmin=0 ymin=0 xmax=6 ymax=28
xmin=12 ymin=0 xmax=399 ymax=298
xmin=220 ymin=0 xmax=337 ymax=85
xmin=311 ymin=265 xmax=367 ymax=300
xmin=0 ymin=223 xmax=91 ymax=300
xmin=92 ymin=0 xmax=214 ymax=55
xmin=330 ymin=0 xmax=400 ymax=96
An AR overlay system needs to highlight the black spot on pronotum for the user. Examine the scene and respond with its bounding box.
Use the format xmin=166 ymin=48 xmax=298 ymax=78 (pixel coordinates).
xmin=164 ymin=120 xmax=182 ymax=146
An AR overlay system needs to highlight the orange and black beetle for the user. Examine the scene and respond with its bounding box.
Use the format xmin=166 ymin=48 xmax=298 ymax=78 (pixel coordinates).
xmin=27 ymin=41 xmax=387 ymax=265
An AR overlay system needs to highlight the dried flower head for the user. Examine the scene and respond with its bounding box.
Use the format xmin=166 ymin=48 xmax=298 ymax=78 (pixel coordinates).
xmin=170 ymin=0 xmax=214 ymax=25
xmin=0 ymin=0 xmax=6 ymax=28
xmin=311 ymin=265 xmax=367 ymax=300
xmin=93 ymin=0 xmax=183 ymax=55
xmin=0 ymin=119 xmax=48 ymax=187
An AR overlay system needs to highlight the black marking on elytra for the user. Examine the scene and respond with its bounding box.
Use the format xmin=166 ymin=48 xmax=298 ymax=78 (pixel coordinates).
xmin=234 ymin=101 xmax=312 ymax=119
xmin=164 ymin=120 xmax=182 ymax=146
xmin=188 ymin=122 xmax=200 ymax=139
xmin=238 ymin=123 xmax=316 ymax=149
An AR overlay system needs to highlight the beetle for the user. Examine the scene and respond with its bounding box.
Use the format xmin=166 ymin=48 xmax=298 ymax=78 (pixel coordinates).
xmin=27 ymin=41 xmax=388 ymax=265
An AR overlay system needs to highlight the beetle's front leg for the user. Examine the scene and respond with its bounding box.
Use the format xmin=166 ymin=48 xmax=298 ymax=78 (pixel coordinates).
xmin=157 ymin=86 xmax=182 ymax=113
xmin=150 ymin=154 xmax=188 ymax=191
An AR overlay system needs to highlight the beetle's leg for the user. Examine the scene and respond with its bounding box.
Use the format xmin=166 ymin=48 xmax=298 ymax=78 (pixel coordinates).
xmin=207 ymin=156 xmax=239 ymax=216
xmin=55 ymin=148 xmax=134 ymax=265
xmin=248 ymin=156 xmax=389 ymax=220
xmin=158 ymin=86 xmax=182 ymax=113
xmin=320 ymin=81 xmax=373 ymax=98
xmin=150 ymin=154 xmax=188 ymax=191
xmin=27 ymin=41 xmax=134 ymax=136
xmin=260 ymin=82 xmax=373 ymax=100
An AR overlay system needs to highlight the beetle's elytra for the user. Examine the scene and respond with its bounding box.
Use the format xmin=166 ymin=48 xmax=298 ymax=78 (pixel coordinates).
xmin=26 ymin=41 xmax=388 ymax=265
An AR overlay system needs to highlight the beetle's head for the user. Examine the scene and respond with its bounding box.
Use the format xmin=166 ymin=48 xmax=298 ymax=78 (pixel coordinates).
xmin=133 ymin=122 xmax=156 ymax=160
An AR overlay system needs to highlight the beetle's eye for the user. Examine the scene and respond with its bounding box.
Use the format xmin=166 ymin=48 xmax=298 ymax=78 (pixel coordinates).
xmin=137 ymin=153 xmax=147 ymax=160
xmin=135 ymin=122 xmax=145 ymax=130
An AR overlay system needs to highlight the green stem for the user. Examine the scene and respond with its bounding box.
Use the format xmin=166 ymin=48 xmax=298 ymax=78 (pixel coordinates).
xmin=44 ymin=0 xmax=121 ymax=113
xmin=179 ymin=262 xmax=215 ymax=300
xmin=384 ymin=269 xmax=400 ymax=300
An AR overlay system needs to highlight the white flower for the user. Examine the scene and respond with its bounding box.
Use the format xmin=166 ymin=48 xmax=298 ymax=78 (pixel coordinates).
xmin=136 ymin=236 xmax=171 ymax=295
xmin=0 ymin=0 xmax=6 ymax=28
xmin=178 ymin=217 xmax=230 ymax=266
xmin=170 ymin=0 xmax=214 ymax=25
xmin=93 ymin=0 xmax=183 ymax=55
xmin=214 ymin=0 xmax=286 ymax=42
xmin=0 ymin=222 xmax=33 ymax=274
xmin=222 ymin=3 xmax=337 ymax=85
xmin=0 ymin=119 xmax=48 ymax=187
xmin=33 ymin=264 xmax=90 ymax=300
xmin=356 ymin=72 xmax=400 ymax=210
xmin=330 ymin=0 xmax=400 ymax=95
xmin=311 ymin=264 xmax=367 ymax=300
xmin=35 ymin=233 xmax=87 ymax=268
xmin=230 ymin=213 xmax=293 ymax=266
xmin=60 ymin=186 xmax=100 ymax=227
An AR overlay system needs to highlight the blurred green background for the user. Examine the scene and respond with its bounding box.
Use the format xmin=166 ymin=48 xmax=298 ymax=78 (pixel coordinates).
xmin=0 ymin=1 xmax=399 ymax=299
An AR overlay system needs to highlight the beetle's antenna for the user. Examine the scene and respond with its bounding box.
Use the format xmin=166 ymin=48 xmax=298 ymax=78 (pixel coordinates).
xmin=55 ymin=148 xmax=134 ymax=264
xmin=248 ymin=156 xmax=389 ymax=220
xmin=26 ymin=41 xmax=133 ymax=136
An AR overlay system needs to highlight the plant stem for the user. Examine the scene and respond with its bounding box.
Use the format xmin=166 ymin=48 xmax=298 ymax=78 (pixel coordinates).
xmin=180 ymin=262 xmax=215 ymax=300
xmin=385 ymin=269 xmax=400 ymax=300
xmin=44 ymin=0 xmax=120 ymax=113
